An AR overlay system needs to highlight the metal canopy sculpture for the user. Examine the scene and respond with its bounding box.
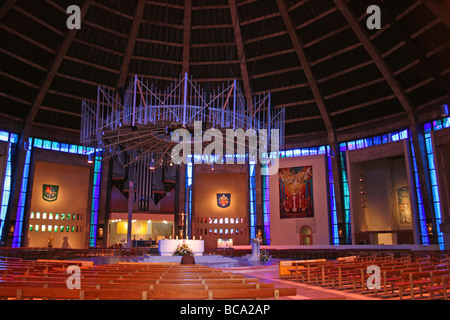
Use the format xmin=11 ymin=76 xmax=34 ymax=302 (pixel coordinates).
xmin=81 ymin=74 xmax=285 ymax=170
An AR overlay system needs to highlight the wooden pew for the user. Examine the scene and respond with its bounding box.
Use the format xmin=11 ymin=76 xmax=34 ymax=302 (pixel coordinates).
xmin=427 ymin=274 xmax=450 ymax=300
xmin=0 ymin=260 xmax=297 ymax=300
xmin=0 ymin=280 xmax=275 ymax=291
xmin=2 ymin=275 xmax=262 ymax=285
xmin=394 ymin=269 xmax=450 ymax=300
xmin=287 ymin=257 xmax=408 ymax=289
xmin=0 ymin=286 xmax=297 ymax=300
xmin=3 ymin=274 xmax=250 ymax=287
xmin=0 ymin=287 xmax=83 ymax=300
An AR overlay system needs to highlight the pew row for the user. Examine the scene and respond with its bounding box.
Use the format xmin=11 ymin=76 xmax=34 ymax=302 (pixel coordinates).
xmin=0 ymin=286 xmax=297 ymax=300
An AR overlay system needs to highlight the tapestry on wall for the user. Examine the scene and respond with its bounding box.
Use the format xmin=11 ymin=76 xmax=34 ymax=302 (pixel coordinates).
xmin=397 ymin=186 xmax=412 ymax=224
xmin=279 ymin=166 xmax=313 ymax=218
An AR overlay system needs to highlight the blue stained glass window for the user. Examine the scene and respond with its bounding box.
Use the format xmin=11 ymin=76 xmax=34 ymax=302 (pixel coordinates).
xmin=33 ymin=139 xmax=43 ymax=148
xmin=422 ymin=123 xmax=444 ymax=249
xmin=0 ymin=131 xmax=9 ymax=142
xmin=410 ymin=136 xmax=429 ymax=244
xmin=69 ymin=145 xmax=78 ymax=153
xmin=0 ymin=136 xmax=12 ymax=237
xmin=391 ymin=133 xmax=399 ymax=142
xmin=348 ymin=141 xmax=356 ymax=150
xmin=373 ymin=136 xmax=381 ymax=145
xmin=42 ymin=140 xmax=51 ymax=149
xmin=399 ymin=129 xmax=409 ymax=140
xmin=249 ymin=161 xmax=257 ymax=240
xmin=261 ymin=167 xmax=271 ymax=245
xmin=356 ymin=139 xmax=364 ymax=149
xmin=12 ymin=138 xmax=33 ymax=247
xmin=327 ymin=152 xmax=339 ymax=245
xmin=428 ymin=155 xmax=435 ymax=170
xmin=89 ymin=151 xmax=102 ymax=247
xmin=10 ymin=134 xmax=17 ymax=143
xmin=433 ymin=120 xmax=443 ymax=131
xmin=443 ymin=117 xmax=450 ymax=128
xmin=51 ymin=141 xmax=60 ymax=151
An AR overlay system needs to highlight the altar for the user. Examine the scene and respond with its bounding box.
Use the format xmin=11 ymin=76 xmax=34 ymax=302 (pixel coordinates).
xmin=158 ymin=239 xmax=204 ymax=256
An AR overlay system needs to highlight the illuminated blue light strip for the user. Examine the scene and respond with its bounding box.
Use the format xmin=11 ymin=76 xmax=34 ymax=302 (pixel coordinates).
xmin=33 ymin=138 xmax=90 ymax=155
xmin=89 ymin=153 xmax=102 ymax=247
xmin=12 ymin=138 xmax=33 ymax=247
xmin=261 ymin=165 xmax=270 ymax=245
xmin=410 ymin=137 xmax=430 ymax=245
xmin=327 ymin=146 xmax=339 ymax=245
xmin=185 ymin=159 xmax=193 ymax=238
xmin=249 ymin=160 xmax=257 ymax=240
xmin=424 ymin=133 xmax=443 ymax=249
xmin=186 ymin=161 xmax=193 ymax=187
xmin=424 ymin=119 xmax=449 ymax=249
xmin=339 ymin=143 xmax=352 ymax=244
xmin=0 ymin=134 xmax=14 ymax=239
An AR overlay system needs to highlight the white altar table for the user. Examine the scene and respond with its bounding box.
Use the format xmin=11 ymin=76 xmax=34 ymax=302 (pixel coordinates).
xmin=158 ymin=239 xmax=204 ymax=256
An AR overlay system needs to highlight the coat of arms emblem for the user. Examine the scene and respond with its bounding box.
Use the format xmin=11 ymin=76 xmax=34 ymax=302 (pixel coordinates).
xmin=217 ymin=193 xmax=231 ymax=208
xmin=42 ymin=184 xmax=59 ymax=202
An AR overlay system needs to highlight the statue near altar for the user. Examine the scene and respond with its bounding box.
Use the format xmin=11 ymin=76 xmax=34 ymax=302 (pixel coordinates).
xmin=249 ymin=229 xmax=263 ymax=261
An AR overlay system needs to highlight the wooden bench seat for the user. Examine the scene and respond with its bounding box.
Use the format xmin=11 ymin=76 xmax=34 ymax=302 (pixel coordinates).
xmin=86 ymin=266 xmax=214 ymax=273
xmin=427 ymin=274 xmax=450 ymax=300
xmin=2 ymin=275 xmax=261 ymax=285
xmin=394 ymin=269 xmax=450 ymax=300
xmin=288 ymin=259 xmax=445 ymax=297
xmin=0 ymin=280 xmax=274 ymax=291
xmin=0 ymin=286 xmax=297 ymax=300
xmin=0 ymin=261 xmax=297 ymax=300
xmin=77 ymin=270 xmax=228 ymax=277
xmin=2 ymin=275 xmax=250 ymax=287
xmin=278 ymin=253 xmax=450 ymax=300
xmin=14 ymin=270 xmax=245 ymax=280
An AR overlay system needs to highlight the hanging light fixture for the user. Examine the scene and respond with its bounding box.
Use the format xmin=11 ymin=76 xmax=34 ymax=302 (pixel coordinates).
xmin=80 ymin=74 xmax=285 ymax=171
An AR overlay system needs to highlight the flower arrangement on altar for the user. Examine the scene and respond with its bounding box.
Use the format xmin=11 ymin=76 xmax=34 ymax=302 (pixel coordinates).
xmin=173 ymin=242 xmax=193 ymax=256
xmin=259 ymin=249 xmax=271 ymax=262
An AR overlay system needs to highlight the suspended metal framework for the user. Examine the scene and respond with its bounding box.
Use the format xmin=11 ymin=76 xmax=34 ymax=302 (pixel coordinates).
xmin=81 ymin=74 xmax=285 ymax=170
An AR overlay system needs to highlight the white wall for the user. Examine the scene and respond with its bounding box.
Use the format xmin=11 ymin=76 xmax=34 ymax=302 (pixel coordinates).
xmin=269 ymin=154 xmax=330 ymax=245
